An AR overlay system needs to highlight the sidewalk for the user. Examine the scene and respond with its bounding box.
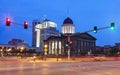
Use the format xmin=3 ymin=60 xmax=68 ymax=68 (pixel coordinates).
xmin=1 ymin=56 xmax=120 ymax=65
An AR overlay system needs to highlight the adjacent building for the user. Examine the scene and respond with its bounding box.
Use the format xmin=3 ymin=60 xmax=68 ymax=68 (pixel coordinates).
xmin=104 ymin=45 xmax=111 ymax=54
xmin=32 ymin=19 xmax=59 ymax=52
xmin=8 ymin=38 xmax=29 ymax=50
xmin=94 ymin=43 xmax=120 ymax=56
xmin=115 ymin=43 xmax=120 ymax=50
xmin=0 ymin=44 xmax=16 ymax=53
xmin=0 ymin=38 xmax=29 ymax=54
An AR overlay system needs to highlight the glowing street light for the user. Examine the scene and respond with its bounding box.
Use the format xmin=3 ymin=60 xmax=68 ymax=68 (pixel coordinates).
xmin=0 ymin=49 xmax=3 ymax=57
xmin=7 ymin=48 xmax=12 ymax=52
xmin=20 ymin=47 xmax=24 ymax=51
xmin=19 ymin=47 xmax=24 ymax=58
xmin=0 ymin=49 xmax=2 ymax=52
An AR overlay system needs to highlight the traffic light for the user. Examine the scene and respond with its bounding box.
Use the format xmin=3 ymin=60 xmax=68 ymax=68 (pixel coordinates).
xmin=6 ymin=18 xmax=11 ymax=26
xmin=110 ymin=22 xmax=115 ymax=30
xmin=24 ymin=21 xmax=28 ymax=29
xmin=65 ymin=41 xmax=73 ymax=47
xmin=65 ymin=43 xmax=68 ymax=47
xmin=69 ymin=41 xmax=73 ymax=45
xmin=94 ymin=26 xmax=97 ymax=33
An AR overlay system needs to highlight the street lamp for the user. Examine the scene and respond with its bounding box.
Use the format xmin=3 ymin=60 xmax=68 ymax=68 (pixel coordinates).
xmin=0 ymin=49 xmax=2 ymax=52
xmin=20 ymin=47 xmax=24 ymax=58
xmin=67 ymin=35 xmax=73 ymax=60
xmin=7 ymin=48 xmax=11 ymax=52
xmin=20 ymin=47 xmax=24 ymax=51
xmin=33 ymin=54 xmax=37 ymax=62
xmin=0 ymin=49 xmax=3 ymax=57
xmin=7 ymin=48 xmax=12 ymax=56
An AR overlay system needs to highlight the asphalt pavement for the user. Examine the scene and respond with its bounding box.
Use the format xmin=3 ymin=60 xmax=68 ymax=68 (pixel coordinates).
xmin=0 ymin=59 xmax=120 ymax=75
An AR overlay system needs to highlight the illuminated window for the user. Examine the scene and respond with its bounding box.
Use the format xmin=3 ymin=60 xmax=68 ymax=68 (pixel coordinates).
xmin=36 ymin=29 xmax=40 ymax=47
xmin=59 ymin=41 xmax=61 ymax=54
xmin=55 ymin=41 xmax=57 ymax=54
xmin=52 ymin=41 xmax=54 ymax=54
xmin=49 ymin=42 xmax=52 ymax=54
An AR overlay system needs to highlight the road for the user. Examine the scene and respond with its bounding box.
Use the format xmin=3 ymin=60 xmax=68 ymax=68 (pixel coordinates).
xmin=0 ymin=61 xmax=120 ymax=75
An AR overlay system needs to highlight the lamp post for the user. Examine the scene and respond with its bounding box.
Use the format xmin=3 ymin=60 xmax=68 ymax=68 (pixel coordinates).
xmin=33 ymin=53 xmax=37 ymax=62
xmin=7 ymin=48 xmax=12 ymax=56
xmin=20 ymin=47 xmax=24 ymax=58
xmin=68 ymin=36 xmax=70 ymax=60
xmin=66 ymin=34 xmax=73 ymax=60
xmin=20 ymin=47 xmax=24 ymax=52
xmin=0 ymin=49 xmax=3 ymax=57
xmin=7 ymin=48 xmax=11 ymax=52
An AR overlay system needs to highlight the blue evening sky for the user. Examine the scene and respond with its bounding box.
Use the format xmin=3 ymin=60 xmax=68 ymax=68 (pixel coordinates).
xmin=0 ymin=0 xmax=120 ymax=46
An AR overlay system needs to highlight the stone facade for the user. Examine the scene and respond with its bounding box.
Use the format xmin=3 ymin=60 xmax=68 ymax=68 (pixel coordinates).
xmin=44 ymin=33 xmax=96 ymax=56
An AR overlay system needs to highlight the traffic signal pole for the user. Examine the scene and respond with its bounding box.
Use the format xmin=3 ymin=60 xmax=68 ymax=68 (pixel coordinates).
xmin=64 ymin=34 xmax=73 ymax=60
xmin=68 ymin=35 xmax=70 ymax=60
xmin=65 ymin=24 xmax=114 ymax=60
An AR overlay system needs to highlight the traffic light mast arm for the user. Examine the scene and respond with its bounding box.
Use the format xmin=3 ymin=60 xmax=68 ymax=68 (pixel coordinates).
xmin=97 ymin=26 xmax=110 ymax=30
xmin=11 ymin=22 xmax=24 ymax=26
xmin=4 ymin=17 xmax=115 ymax=32
xmin=76 ymin=26 xmax=111 ymax=34
xmin=10 ymin=22 xmax=29 ymax=29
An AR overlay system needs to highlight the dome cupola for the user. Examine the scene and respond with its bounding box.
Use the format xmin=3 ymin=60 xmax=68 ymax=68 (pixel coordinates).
xmin=63 ymin=17 xmax=73 ymax=24
xmin=62 ymin=17 xmax=75 ymax=34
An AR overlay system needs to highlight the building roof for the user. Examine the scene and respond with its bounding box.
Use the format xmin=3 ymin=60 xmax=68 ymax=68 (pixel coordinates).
xmin=46 ymin=32 xmax=96 ymax=41
xmin=46 ymin=36 xmax=61 ymax=41
xmin=73 ymin=32 xmax=96 ymax=40
xmin=63 ymin=17 xmax=73 ymax=24
xmin=41 ymin=19 xmax=50 ymax=23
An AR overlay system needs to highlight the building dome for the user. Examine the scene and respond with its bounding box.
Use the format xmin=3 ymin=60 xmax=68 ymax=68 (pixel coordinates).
xmin=62 ymin=17 xmax=75 ymax=34
xmin=63 ymin=17 xmax=73 ymax=24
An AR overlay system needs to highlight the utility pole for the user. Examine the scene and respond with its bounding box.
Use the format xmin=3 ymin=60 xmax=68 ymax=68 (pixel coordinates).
xmin=68 ymin=36 xmax=70 ymax=60
xmin=66 ymin=34 xmax=73 ymax=60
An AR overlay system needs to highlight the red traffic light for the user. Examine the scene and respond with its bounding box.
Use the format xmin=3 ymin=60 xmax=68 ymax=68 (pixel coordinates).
xmin=69 ymin=41 xmax=73 ymax=44
xmin=24 ymin=21 xmax=28 ymax=29
xmin=6 ymin=18 xmax=11 ymax=26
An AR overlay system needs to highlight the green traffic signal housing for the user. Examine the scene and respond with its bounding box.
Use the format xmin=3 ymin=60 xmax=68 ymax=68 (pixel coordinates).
xmin=65 ymin=44 xmax=68 ymax=47
xmin=94 ymin=26 xmax=97 ymax=33
xmin=65 ymin=41 xmax=73 ymax=47
xmin=110 ymin=22 xmax=115 ymax=30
